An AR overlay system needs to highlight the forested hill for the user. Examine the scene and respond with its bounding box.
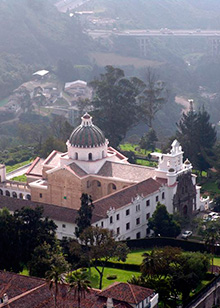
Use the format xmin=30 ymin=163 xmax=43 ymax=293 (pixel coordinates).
xmin=81 ymin=0 xmax=220 ymax=29
xmin=0 ymin=0 xmax=90 ymax=64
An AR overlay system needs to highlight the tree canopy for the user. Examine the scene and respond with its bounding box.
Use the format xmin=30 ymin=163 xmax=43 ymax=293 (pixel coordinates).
xmin=148 ymin=202 xmax=181 ymax=237
xmin=90 ymin=66 xmax=142 ymax=147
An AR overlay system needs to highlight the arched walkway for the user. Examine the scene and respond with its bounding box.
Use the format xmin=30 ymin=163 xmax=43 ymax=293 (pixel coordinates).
xmin=19 ymin=193 xmax=24 ymax=199
xmin=26 ymin=194 xmax=31 ymax=200
xmin=0 ymin=189 xmax=3 ymax=195
xmin=12 ymin=192 xmax=17 ymax=198
xmin=5 ymin=190 xmax=10 ymax=197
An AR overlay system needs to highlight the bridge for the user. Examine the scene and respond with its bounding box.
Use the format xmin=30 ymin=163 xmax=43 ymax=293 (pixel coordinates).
xmin=86 ymin=29 xmax=220 ymax=57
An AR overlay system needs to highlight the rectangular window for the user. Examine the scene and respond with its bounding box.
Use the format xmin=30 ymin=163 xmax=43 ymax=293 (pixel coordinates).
xmin=126 ymin=222 xmax=130 ymax=230
xmin=162 ymin=192 xmax=165 ymax=199
xmin=146 ymin=200 xmax=150 ymax=207
xmin=156 ymin=196 xmax=159 ymax=202
xmin=110 ymin=216 xmax=113 ymax=224
xmin=116 ymin=213 xmax=120 ymax=221
xmin=101 ymin=221 xmax=104 ymax=227
xmin=62 ymin=224 xmax=66 ymax=228
xmin=136 ymin=217 xmax=140 ymax=225
xmin=39 ymin=193 xmax=42 ymax=198
xmin=96 ymin=224 xmax=98 ymax=227
xmin=126 ymin=209 xmax=130 ymax=216
xmin=136 ymin=232 xmax=141 ymax=239
xmin=146 ymin=213 xmax=150 ymax=220
xmin=136 ymin=204 xmax=140 ymax=212
xmin=117 ymin=227 xmax=120 ymax=235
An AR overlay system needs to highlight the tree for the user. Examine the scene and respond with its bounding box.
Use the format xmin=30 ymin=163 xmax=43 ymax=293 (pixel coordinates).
xmin=148 ymin=202 xmax=181 ymax=237
xmin=14 ymin=206 xmax=57 ymax=264
xmin=90 ymin=66 xmax=142 ymax=147
xmin=46 ymin=253 xmax=70 ymax=308
xmin=66 ymin=270 xmax=91 ymax=308
xmin=198 ymin=220 xmax=220 ymax=272
xmin=176 ymin=104 xmax=216 ymax=172
xmin=0 ymin=208 xmax=22 ymax=272
xmin=139 ymin=129 xmax=158 ymax=152
xmin=137 ymin=68 xmax=168 ymax=129
xmin=80 ymin=227 xmax=129 ymax=289
xmin=75 ymin=194 xmax=94 ymax=237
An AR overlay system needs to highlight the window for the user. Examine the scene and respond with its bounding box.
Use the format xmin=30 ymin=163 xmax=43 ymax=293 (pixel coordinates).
xmin=101 ymin=221 xmax=104 ymax=227
xmin=146 ymin=228 xmax=150 ymax=235
xmin=146 ymin=213 xmax=150 ymax=220
xmin=126 ymin=222 xmax=130 ymax=230
xmin=136 ymin=204 xmax=140 ymax=212
xmin=88 ymin=153 xmax=92 ymax=161
xmin=126 ymin=237 xmax=130 ymax=240
xmin=96 ymin=224 xmax=98 ymax=227
xmin=126 ymin=209 xmax=130 ymax=216
xmin=136 ymin=217 xmax=140 ymax=225
xmin=97 ymin=181 xmax=101 ymax=187
xmin=110 ymin=216 xmax=113 ymax=224
xmin=162 ymin=192 xmax=165 ymax=199
xmin=64 ymin=196 xmax=67 ymax=200
xmin=136 ymin=232 xmax=141 ymax=239
xmin=87 ymin=180 xmax=90 ymax=188
xmin=117 ymin=227 xmax=120 ymax=235
xmin=39 ymin=193 xmax=42 ymax=198
xmin=75 ymin=152 xmax=78 ymax=160
xmin=62 ymin=224 xmax=66 ymax=228
xmin=156 ymin=196 xmax=159 ymax=202
xmin=146 ymin=200 xmax=150 ymax=207
xmin=116 ymin=213 xmax=120 ymax=221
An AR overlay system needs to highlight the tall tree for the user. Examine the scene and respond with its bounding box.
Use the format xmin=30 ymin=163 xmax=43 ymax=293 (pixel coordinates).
xmin=148 ymin=203 xmax=181 ymax=237
xmin=66 ymin=270 xmax=91 ymax=308
xmin=176 ymin=103 xmax=216 ymax=172
xmin=90 ymin=66 xmax=142 ymax=147
xmin=75 ymin=193 xmax=94 ymax=238
xmin=80 ymin=226 xmax=129 ymax=289
xmin=46 ymin=253 xmax=70 ymax=308
xmin=137 ymin=68 xmax=168 ymax=129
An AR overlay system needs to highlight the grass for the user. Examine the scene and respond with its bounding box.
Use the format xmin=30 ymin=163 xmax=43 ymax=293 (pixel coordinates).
xmin=6 ymin=160 xmax=32 ymax=173
xmin=136 ymin=159 xmax=157 ymax=167
xmin=20 ymin=268 xmax=29 ymax=276
xmin=11 ymin=174 xmax=27 ymax=182
xmin=87 ymin=267 xmax=140 ymax=289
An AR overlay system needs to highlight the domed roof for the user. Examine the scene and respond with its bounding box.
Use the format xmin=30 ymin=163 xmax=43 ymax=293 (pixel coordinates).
xmin=69 ymin=113 xmax=106 ymax=148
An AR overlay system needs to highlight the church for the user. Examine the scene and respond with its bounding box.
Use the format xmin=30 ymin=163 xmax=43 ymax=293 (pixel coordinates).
xmin=25 ymin=113 xmax=208 ymax=216
xmin=0 ymin=113 xmax=209 ymax=240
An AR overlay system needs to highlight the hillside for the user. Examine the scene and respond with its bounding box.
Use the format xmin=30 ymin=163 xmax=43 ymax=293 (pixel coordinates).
xmin=80 ymin=0 xmax=220 ymax=29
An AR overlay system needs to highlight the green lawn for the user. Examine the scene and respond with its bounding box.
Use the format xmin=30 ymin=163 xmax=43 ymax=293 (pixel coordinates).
xmin=87 ymin=267 xmax=140 ymax=289
xmin=6 ymin=160 xmax=32 ymax=173
xmin=136 ymin=159 xmax=157 ymax=167
xmin=11 ymin=174 xmax=27 ymax=182
xmin=119 ymin=143 xmax=161 ymax=156
xmin=113 ymin=249 xmax=220 ymax=267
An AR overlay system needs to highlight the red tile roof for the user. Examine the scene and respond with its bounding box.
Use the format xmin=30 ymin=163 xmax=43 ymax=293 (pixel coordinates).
xmin=92 ymin=178 xmax=161 ymax=220
xmin=0 ymin=272 xmax=154 ymax=308
xmin=26 ymin=157 xmax=44 ymax=177
xmin=99 ymin=282 xmax=154 ymax=304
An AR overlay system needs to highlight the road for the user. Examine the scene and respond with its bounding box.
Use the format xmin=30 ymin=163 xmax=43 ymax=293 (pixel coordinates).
xmin=86 ymin=29 xmax=220 ymax=39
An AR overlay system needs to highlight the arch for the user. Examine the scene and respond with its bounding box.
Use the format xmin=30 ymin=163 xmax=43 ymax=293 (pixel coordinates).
xmin=19 ymin=193 xmax=23 ymax=199
xmin=108 ymin=183 xmax=117 ymax=194
xmin=12 ymin=192 xmax=17 ymax=198
xmin=26 ymin=194 xmax=31 ymax=200
xmin=0 ymin=189 xmax=3 ymax=195
xmin=75 ymin=152 xmax=78 ymax=160
xmin=5 ymin=190 xmax=10 ymax=197
xmin=88 ymin=153 xmax=92 ymax=161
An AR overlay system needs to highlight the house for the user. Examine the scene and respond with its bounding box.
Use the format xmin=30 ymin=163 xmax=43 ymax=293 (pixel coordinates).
xmin=0 ymin=271 xmax=158 ymax=308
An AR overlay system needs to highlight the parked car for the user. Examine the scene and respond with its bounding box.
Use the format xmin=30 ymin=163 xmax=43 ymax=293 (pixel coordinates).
xmin=181 ymin=230 xmax=192 ymax=239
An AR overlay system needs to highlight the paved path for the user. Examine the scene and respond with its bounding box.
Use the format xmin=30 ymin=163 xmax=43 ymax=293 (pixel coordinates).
xmin=6 ymin=164 xmax=32 ymax=180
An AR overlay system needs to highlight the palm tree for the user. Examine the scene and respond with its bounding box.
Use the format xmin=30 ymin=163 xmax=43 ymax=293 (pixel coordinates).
xmin=46 ymin=254 xmax=70 ymax=308
xmin=66 ymin=270 xmax=91 ymax=308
